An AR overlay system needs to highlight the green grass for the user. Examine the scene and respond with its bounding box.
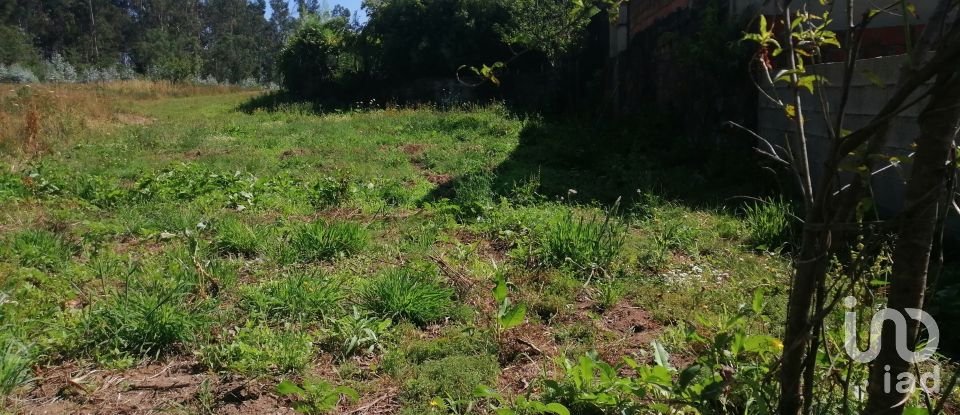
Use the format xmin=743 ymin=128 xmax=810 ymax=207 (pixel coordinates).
xmin=8 ymin=229 xmax=73 ymax=271
xmin=361 ymin=267 xmax=454 ymax=326
xmin=286 ymin=220 xmax=369 ymax=263
xmin=0 ymin=90 xmax=796 ymax=412
xmin=241 ymin=272 xmax=343 ymax=323
xmin=200 ymin=322 xmax=314 ymax=376
xmin=214 ymin=216 xmax=262 ymax=256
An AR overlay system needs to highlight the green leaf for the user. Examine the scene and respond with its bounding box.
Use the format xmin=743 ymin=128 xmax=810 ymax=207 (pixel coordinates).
xmin=796 ymin=74 xmax=820 ymax=94
xmin=493 ymin=276 xmax=507 ymax=303
xmin=276 ymin=380 xmax=304 ymax=396
xmin=752 ymin=289 xmax=765 ymax=314
xmin=545 ymin=403 xmax=571 ymax=415
xmin=678 ymin=364 xmax=703 ymax=389
xmin=651 ymin=340 xmax=672 ymax=369
xmin=862 ymin=69 xmax=886 ymax=88
xmin=474 ymin=384 xmax=500 ymax=399
xmin=905 ymin=3 xmax=918 ymax=18
xmin=743 ymin=335 xmax=779 ymax=353
xmin=500 ymin=304 xmax=526 ymax=329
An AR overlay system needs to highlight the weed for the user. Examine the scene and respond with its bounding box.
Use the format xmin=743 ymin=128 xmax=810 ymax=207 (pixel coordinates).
xmin=402 ymin=355 xmax=499 ymax=403
xmin=277 ymin=378 xmax=359 ymax=414
xmin=288 ymin=220 xmax=368 ymax=263
xmin=325 ymin=307 xmax=391 ymax=357
xmin=492 ymin=273 xmax=526 ymax=339
xmin=540 ymin=207 xmax=626 ymax=275
xmin=241 ymin=272 xmax=343 ymax=323
xmin=452 ymin=171 xmax=494 ymax=220
xmin=214 ymin=217 xmax=262 ymax=256
xmin=308 ymin=177 xmax=350 ymax=208
xmin=9 ymin=229 xmax=72 ymax=271
xmin=361 ymin=267 xmax=453 ymax=326
xmin=200 ymin=323 xmax=313 ymax=376
xmin=73 ymin=279 xmax=209 ymax=360
xmin=742 ymin=198 xmax=792 ymax=250
xmin=0 ymin=337 xmax=32 ymax=396
xmin=592 ymin=280 xmax=624 ymax=312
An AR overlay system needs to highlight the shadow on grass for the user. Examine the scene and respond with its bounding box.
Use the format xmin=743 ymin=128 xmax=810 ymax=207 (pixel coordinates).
xmin=424 ymin=111 xmax=776 ymax=211
xmin=237 ymin=91 xmax=777 ymax=210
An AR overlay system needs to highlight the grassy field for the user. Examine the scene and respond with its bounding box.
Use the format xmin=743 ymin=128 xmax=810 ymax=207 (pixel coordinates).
xmin=0 ymin=85 xmax=791 ymax=413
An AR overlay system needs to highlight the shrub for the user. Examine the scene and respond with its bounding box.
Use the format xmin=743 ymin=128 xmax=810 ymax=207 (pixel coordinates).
xmin=541 ymin=210 xmax=626 ymax=272
xmin=200 ymin=323 xmax=313 ymax=376
xmin=0 ymin=64 xmax=39 ymax=84
xmin=278 ymin=16 xmax=350 ymax=97
xmin=241 ymin=272 xmax=343 ymax=323
xmin=214 ymin=217 xmax=262 ymax=256
xmin=289 ymin=220 xmax=368 ymax=262
xmin=742 ymin=198 xmax=792 ymax=250
xmin=43 ymin=53 xmax=77 ymax=83
xmin=73 ymin=281 xmax=209 ymax=359
xmin=362 ymin=267 xmax=453 ymax=326
xmin=9 ymin=230 xmax=72 ymax=271
xmin=402 ymin=355 xmax=499 ymax=403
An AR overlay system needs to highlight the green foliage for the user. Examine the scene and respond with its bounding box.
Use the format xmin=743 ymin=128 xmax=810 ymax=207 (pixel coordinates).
xmin=540 ymin=207 xmax=626 ymax=273
xmin=363 ymin=0 xmax=509 ymax=80
xmin=495 ymin=0 xmax=604 ymax=61
xmin=9 ymin=230 xmax=73 ymax=271
xmin=214 ymin=217 xmax=262 ymax=256
xmin=201 ymin=323 xmax=313 ymax=376
xmin=403 ymin=355 xmax=499 ymax=403
xmin=325 ymin=307 xmax=391 ymax=358
xmin=0 ymin=337 xmax=32 ymax=397
xmin=72 ymin=280 xmax=210 ymax=360
xmin=492 ymin=273 xmax=526 ymax=334
xmin=742 ymin=198 xmax=792 ymax=250
xmin=452 ymin=171 xmax=494 ymax=220
xmin=308 ymin=176 xmax=350 ymax=208
xmin=278 ymin=15 xmax=352 ymax=97
xmin=362 ymin=267 xmax=453 ymax=326
xmin=277 ymin=378 xmax=359 ymax=414
xmin=241 ymin=272 xmax=343 ymax=323
xmin=288 ymin=220 xmax=368 ymax=263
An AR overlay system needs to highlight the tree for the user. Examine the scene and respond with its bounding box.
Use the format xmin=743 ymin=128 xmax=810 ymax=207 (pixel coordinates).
xmin=277 ymin=14 xmax=350 ymax=96
xmin=742 ymin=1 xmax=960 ymax=413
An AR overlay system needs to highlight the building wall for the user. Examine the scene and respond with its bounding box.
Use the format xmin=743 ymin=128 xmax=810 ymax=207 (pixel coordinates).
xmin=758 ymin=54 xmax=931 ymax=215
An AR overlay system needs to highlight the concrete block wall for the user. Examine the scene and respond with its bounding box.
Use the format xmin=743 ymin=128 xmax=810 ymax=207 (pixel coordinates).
xmin=758 ymin=54 xmax=932 ymax=215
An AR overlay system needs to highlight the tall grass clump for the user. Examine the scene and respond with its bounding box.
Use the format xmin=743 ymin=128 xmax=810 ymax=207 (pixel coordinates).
xmin=241 ymin=272 xmax=343 ymax=323
xmin=0 ymin=337 xmax=32 ymax=397
xmin=9 ymin=229 xmax=73 ymax=271
xmin=72 ymin=280 xmax=209 ymax=359
xmin=742 ymin=198 xmax=793 ymax=250
xmin=541 ymin=207 xmax=626 ymax=272
xmin=288 ymin=220 xmax=368 ymax=262
xmin=362 ymin=267 xmax=453 ymax=326
xmin=214 ymin=217 xmax=262 ymax=256
xmin=452 ymin=171 xmax=494 ymax=220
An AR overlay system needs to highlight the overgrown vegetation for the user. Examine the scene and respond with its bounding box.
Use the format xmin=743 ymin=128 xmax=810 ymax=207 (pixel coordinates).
xmin=2 ymin=84 xmax=952 ymax=414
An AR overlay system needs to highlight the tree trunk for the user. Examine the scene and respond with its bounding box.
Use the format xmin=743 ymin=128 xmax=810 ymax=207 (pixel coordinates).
xmin=865 ymin=66 xmax=960 ymax=415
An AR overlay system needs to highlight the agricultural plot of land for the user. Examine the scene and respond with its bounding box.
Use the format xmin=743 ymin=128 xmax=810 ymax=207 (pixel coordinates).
xmin=0 ymin=87 xmax=790 ymax=414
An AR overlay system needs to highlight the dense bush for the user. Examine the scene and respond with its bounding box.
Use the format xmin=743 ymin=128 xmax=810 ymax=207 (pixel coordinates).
xmin=0 ymin=64 xmax=39 ymax=84
xmin=278 ymin=16 xmax=352 ymax=97
xmin=44 ymin=54 xmax=78 ymax=83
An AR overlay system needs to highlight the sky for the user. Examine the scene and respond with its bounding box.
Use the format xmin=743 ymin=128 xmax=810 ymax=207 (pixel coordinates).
xmin=266 ymin=0 xmax=367 ymax=21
